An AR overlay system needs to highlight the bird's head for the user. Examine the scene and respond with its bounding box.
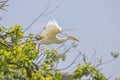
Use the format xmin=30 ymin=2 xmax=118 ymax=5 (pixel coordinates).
xmin=67 ymin=35 xmax=79 ymax=42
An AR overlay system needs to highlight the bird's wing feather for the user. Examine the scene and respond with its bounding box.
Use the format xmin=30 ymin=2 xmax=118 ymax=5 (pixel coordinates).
xmin=41 ymin=20 xmax=62 ymax=39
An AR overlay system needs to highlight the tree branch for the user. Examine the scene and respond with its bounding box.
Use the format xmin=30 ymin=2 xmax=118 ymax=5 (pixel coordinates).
xmin=49 ymin=51 xmax=81 ymax=71
xmin=24 ymin=0 xmax=51 ymax=32
xmin=95 ymin=58 xmax=115 ymax=67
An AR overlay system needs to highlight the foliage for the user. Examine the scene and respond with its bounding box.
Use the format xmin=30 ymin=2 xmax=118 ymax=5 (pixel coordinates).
xmin=73 ymin=63 xmax=107 ymax=80
xmin=0 ymin=25 xmax=36 ymax=79
xmin=0 ymin=24 xmax=119 ymax=80
xmin=61 ymin=75 xmax=73 ymax=80
xmin=0 ymin=0 xmax=8 ymax=12
xmin=115 ymin=76 xmax=120 ymax=80
xmin=0 ymin=24 xmax=63 ymax=80
xmin=0 ymin=1 xmax=119 ymax=79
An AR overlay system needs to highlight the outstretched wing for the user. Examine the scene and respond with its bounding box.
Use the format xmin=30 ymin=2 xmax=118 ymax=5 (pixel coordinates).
xmin=41 ymin=20 xmax=62 ymax=39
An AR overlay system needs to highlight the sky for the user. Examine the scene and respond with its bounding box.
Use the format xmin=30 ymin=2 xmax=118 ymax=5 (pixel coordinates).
xmin=1 ymin=0 xmax=120 ymax=79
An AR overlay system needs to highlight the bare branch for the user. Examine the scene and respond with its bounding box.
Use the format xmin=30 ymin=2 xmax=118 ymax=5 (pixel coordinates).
xmin=41 ymin=4 xmax=59 ymax=16
xmin=90 ymin=46 xmax=97 ymax=62
xmin=95 ymin=58 xmax=115 ymax=67
xmin=24 ymin=0 xmax=62 ymax=32
xmin=78 ymin=51 xmax=88 ymax=64
xmin=50 ymin=51 xmax=81 ymax=71
xmin=62 ymin=43 xmax=73 ymax=55
xmin=24 ymin=0 xmax=52 ymax=32
xmin=36 ymin=52 xmax=46 ymax=65
xmin=0 ymin=41 xmax=12 ymax=48
xmin=0 ymin=0 xmax=9 ymax=11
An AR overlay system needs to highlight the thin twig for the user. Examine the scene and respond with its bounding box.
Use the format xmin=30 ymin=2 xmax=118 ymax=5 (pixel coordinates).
xmin=95 ymin=58 xmax=115 ymax=67
xmin=0 ymin=0 xmax=9 ymax=11
xmin=0 ymin=41 xmax=12 ymax=48
xmin=49 ymin=51 xmax=81 ymax=71
xmin=41 ymin=4 xmax=59 ymax=16
xmin=36 ymin=52 xmax=46 ymax=65
xmin=77 ymin=50 xmax=88 ymax=64
xmin=62 ymin=28 xmax=76 ymax=32
xmin=65 ymin=62 xmax=80 ymax=74
xmin=24 ymin=0 xmax=62 ymax=32
xmin=90 ymin=46 xmax=97 ymax=62
xmin=56 ymin=43 xmax=65 ymax=50
xmin=62 ymin=43 xmax=73 ymax=55
xmin=24 ymin=0 xmax=51 ymax=32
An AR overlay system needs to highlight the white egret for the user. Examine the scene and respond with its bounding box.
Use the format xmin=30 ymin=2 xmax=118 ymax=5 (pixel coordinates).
xmin=39 ymin=20 xmax=79 ymax=45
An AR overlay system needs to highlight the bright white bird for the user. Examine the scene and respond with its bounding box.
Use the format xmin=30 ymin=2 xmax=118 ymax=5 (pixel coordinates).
xmin=39 ymin=20 xmax=79 ymax=45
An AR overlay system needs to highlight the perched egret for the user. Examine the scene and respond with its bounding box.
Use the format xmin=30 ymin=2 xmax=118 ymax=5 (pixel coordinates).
xmin=39 ymin=20 xmax=79 ymax=45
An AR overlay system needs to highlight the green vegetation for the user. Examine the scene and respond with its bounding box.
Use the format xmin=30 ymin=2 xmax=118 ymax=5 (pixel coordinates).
xmin=0 ymin=24 xmax=108 ymax=80
xmin=0 ymin=0 xmax=119 ymax=80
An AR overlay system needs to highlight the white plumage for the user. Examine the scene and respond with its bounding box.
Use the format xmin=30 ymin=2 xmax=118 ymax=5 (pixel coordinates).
xmin=39 ymin=20 xmax=79 ymax=45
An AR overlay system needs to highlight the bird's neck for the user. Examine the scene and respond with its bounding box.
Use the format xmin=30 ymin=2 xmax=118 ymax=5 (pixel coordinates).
xmin=55 ymin=37 xmax=68 ymax=44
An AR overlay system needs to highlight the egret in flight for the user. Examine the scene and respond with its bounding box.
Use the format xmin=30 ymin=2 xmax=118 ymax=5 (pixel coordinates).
xmin=39 ymin=20 xmax=79 ymax=45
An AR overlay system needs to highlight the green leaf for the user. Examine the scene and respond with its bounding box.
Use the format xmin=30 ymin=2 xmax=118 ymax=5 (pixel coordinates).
xmin=111 ymin=52 xmax=119 ymax=58
xmin=61 ymin=55 xmax=66 ymax=61
xmin=0 ymin=25 xmax=6 ymax=32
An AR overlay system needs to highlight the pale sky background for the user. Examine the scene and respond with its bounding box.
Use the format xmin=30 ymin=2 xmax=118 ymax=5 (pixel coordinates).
xmin=1 ymin=0 xmax=120 ymax=79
